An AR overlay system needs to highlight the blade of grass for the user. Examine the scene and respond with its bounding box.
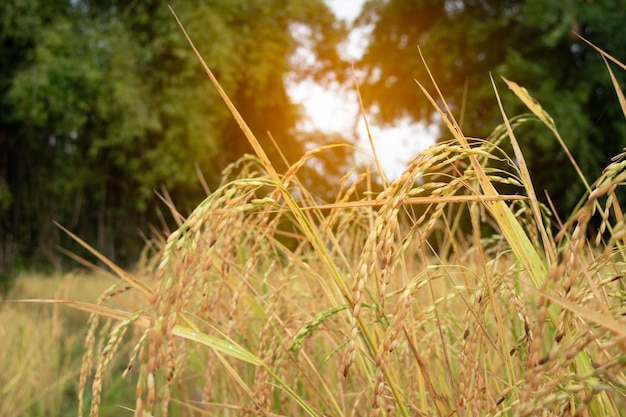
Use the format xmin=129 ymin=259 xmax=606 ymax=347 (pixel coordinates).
xmin=601 ymin=55 xmax=626 ymax=119
xmin=501 ymin=77 xmax=591 ymax=193
xmin=352 ymin=64 xmax=388 ymax=188
xmin=56 ymin=246 xmax=119 ymax=281
xmin=535 ymin=291 xmax=626 ymax=341
xmin=14 ymin=299 xmax=263 ymax=366
xmin=580 ymin=36 xmax=626 ymax=209
xmin=54 ymin=221 xmax=151 ymax=299
xmin=298 ymin=194 xmax=528 ymax=211
xmin=577 ymin=35 xmax=626 ymax=72
xmin=491 ymin=74 xmax=556 ymax=264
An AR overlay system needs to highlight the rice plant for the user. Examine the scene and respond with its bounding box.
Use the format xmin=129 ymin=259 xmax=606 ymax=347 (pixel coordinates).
xmin=23 ymin=17 xmax=626 ymax=417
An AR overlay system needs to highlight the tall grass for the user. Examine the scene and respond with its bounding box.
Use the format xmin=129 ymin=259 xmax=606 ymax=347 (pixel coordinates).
xmin=16 ymin=20 xmax=626 ymax=417
xmin=0 ymin=272 xmax=140 ymax=417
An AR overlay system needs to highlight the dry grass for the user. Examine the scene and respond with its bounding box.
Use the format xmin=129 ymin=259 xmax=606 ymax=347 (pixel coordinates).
xmin=11 ymin=21 xmax=626 ymax=417
xmin=0 ymin=272 xmax=142 ymax=417
xmin=66 ymin=133 xmax=626 ymax=417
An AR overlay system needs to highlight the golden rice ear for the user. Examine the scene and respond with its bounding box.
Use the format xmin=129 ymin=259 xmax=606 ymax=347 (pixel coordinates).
xmin=501 ymin=77 xmax=589 ymax=193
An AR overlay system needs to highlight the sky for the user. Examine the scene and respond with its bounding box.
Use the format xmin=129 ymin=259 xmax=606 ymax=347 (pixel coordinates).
xmin=287 ymin=0 xmax=438 ymax=180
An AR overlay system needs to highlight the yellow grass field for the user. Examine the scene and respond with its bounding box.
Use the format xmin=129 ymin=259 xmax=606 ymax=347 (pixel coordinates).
xmin=0 ymin=272 xmax=140 ymax=417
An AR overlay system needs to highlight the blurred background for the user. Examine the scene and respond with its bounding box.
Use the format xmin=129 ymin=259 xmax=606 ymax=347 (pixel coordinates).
xmin=1 ymin=0 xmax=624 ymax=281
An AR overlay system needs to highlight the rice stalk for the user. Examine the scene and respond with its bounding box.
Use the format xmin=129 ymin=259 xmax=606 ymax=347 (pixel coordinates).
xmin=11 ymin=21 xmax=626 ymax=417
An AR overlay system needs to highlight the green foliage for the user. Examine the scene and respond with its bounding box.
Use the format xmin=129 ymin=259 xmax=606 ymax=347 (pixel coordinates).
xmin=355 ymin=0 xmax=626 ymax=217
xmin=0 ymin=0 xmax=348 ymax=271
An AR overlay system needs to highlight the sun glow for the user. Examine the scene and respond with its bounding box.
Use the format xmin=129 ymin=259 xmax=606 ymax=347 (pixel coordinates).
xmin=288 ymin=0 xmax=437 ymax=181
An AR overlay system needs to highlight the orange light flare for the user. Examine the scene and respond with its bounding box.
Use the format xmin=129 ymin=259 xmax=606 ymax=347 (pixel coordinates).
xmin=287 ymin=0 xmax=437 ymax=181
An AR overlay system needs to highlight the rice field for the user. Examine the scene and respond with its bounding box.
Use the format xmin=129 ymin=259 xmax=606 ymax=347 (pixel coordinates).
xmin=4 ymin=26 xmax=626 ymax=417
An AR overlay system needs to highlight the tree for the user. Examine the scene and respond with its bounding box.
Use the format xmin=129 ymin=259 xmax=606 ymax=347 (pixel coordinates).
xmin=355 ymin=0 xmax=626 ymax=218
xmin=0 ymin=0 xmax=348 ymax=273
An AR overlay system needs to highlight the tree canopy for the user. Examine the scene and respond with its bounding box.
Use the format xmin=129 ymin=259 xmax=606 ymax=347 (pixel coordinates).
xmin=3 ymin=0 xmax=625 ymax=276
xmin=355 ymin=0 xmax=626 ymax=218
xmin=0 ymin=0 xmax=347 ymax=273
